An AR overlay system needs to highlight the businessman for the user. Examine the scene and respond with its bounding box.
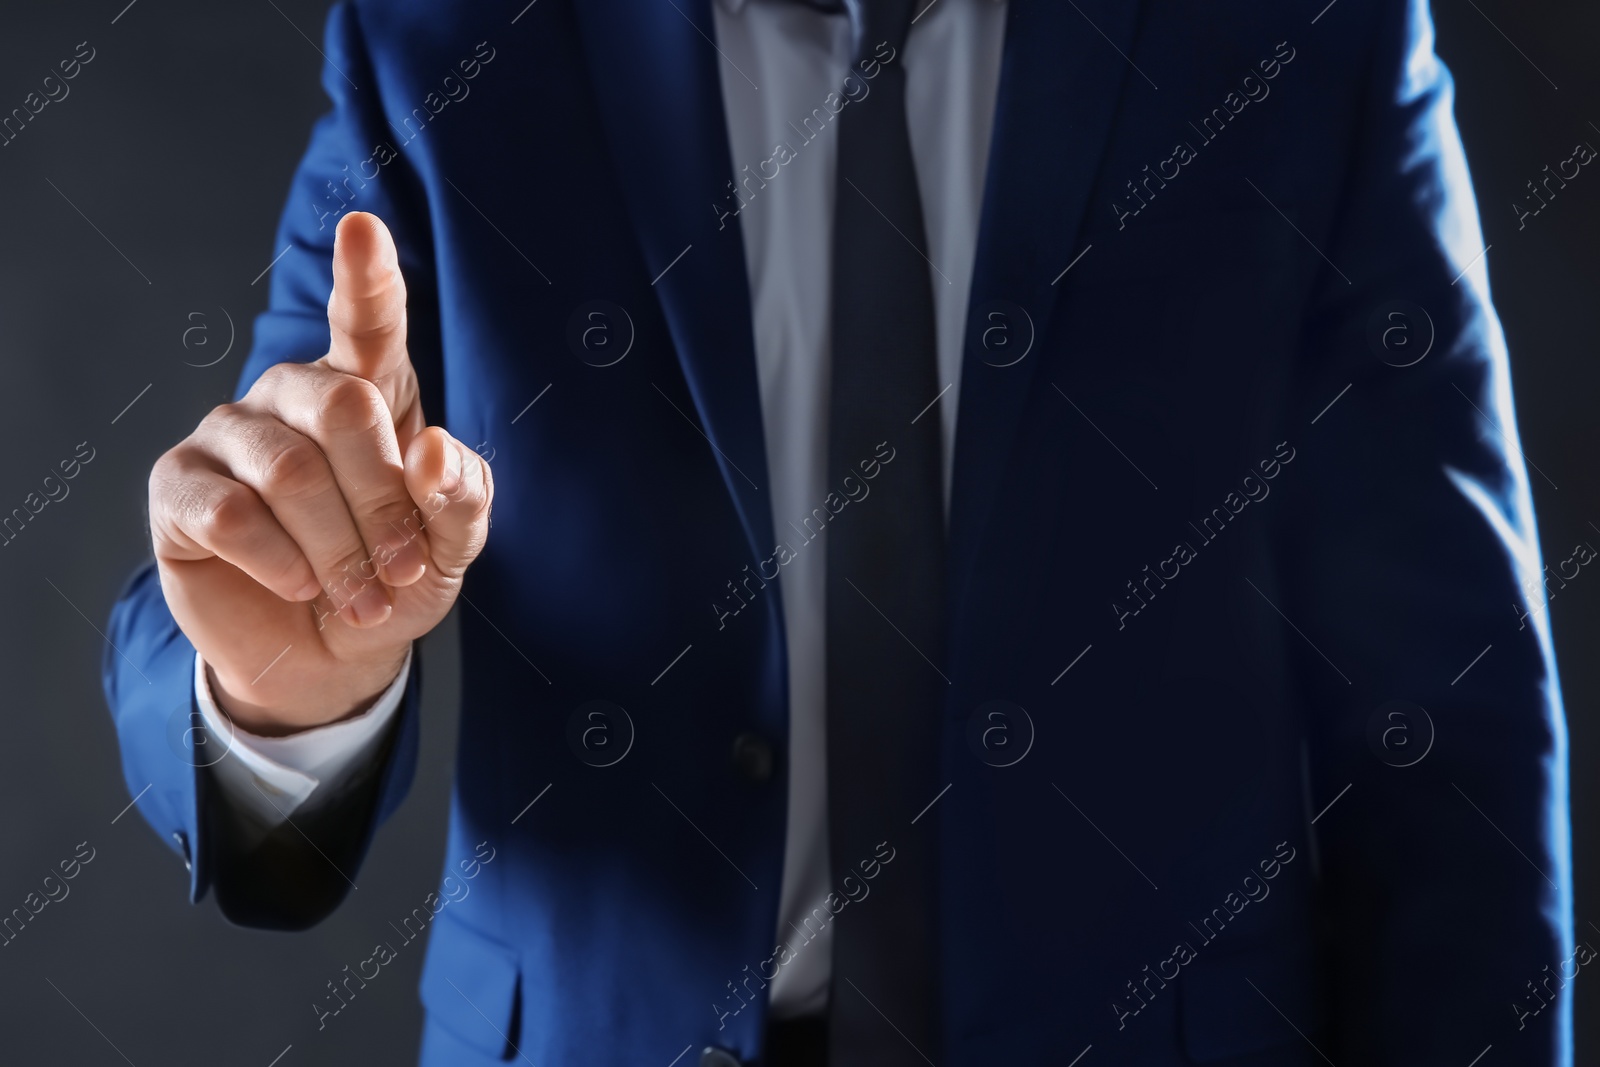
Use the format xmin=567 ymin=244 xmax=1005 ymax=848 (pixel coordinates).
xmin=103 ymin=0 xmax=1573 ymax=1064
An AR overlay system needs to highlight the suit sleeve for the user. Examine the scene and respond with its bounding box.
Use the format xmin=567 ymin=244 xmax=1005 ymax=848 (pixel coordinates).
xmin=101 ymin=1 xmax=440 ymax=926
xmin=1277 ymin=1 xmax=1572 ymax=1062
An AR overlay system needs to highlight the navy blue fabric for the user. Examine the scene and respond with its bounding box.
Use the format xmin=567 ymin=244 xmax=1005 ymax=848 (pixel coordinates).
xmin=101 ymin=1 xmax=1573 ymax=1064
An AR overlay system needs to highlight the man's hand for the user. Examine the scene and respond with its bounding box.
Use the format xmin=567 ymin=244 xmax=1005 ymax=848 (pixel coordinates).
xmin=149 ymin=212 xmax=492 ymax=735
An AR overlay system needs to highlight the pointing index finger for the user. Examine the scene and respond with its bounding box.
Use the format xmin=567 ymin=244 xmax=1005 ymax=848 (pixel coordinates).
xmin=325 ymin=212 xmax=414 ymax=422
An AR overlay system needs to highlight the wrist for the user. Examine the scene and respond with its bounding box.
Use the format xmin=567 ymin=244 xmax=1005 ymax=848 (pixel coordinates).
xmin=205 ymin=651 xmax=409 ymax=737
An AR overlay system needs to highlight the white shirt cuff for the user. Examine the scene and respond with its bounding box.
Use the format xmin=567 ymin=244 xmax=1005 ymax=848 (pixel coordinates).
xmin=193 ymin=647 xmax=412 ymax=827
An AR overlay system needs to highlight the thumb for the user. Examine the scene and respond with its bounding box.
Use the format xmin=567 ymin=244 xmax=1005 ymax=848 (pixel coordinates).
xmin=325 ymin=211 xmax=418 ymax=425
xmin=404 ymin=426 xmax=493 ymax=582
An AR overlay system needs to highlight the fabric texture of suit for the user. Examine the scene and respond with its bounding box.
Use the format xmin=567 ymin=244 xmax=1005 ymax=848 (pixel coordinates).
xmin=102 ymin=0 xmax=1573 ymax=1063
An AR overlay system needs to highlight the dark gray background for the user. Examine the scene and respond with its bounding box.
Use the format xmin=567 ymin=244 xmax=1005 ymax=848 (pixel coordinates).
xmin=0 ymin=0 xmax=1593 ymax=1062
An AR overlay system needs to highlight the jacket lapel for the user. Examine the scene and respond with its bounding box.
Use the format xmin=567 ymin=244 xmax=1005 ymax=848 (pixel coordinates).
xmin=571 ymin=0 xmax=777 ymax=568
xmin=950 ymin=0 xmax=1148 ymax=600
xmin=571 ymin=0 xmax=1147 ymax=615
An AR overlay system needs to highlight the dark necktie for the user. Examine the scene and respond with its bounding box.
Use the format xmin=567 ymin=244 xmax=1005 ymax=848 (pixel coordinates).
xmin=823 ymin=1 xmax=946 ymax=1064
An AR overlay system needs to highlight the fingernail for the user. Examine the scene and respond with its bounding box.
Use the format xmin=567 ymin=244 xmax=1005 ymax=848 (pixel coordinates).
xmin=440 ymin=443 xmax=463 ymax=494
xmin=295 ymin=577 xmax=324 ymax=602
xmin=348 ymin=581 xmax=392 ymax=627
xmin=380 ymin=536 xmax=428 ymax=586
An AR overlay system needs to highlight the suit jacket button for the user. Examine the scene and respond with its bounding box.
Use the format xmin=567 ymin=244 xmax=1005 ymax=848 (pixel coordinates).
xmin=172 ymin=831 xmax=192 ymax=873
xmin=699 ymin=1048 xmax=743 ymax=1067
xmin=731 ymin=732 xmax=774 ymax=784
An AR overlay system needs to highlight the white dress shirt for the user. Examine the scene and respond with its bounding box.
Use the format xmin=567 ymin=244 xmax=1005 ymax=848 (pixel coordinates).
xmin=198 ymin=0 xmax=1006 ymax=1019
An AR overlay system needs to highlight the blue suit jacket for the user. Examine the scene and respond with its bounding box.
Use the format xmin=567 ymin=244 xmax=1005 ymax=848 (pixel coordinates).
xmin=103 ymin=0 xmax=1573 ymax=1063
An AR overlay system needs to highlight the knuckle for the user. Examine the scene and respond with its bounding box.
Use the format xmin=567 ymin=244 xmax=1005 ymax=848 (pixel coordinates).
xmin=256 ymin=362 xmax=291 ymax=391
xmin=437 ymin=458 xmax=489 ymax=515
xmin=196 ymin=487 xmax=257 ymax=545
xmin=249 ymin=360 xmax=308 ymax=399
xmin=148 ymin=444 xmax=182 ymax=493
xmin=258 ymin=439 xmax=328 ymax=500
xmin=466 ymin=468 xmax=494 ymax=519
xmin=442 ymin=454 xmax=493 ymax=521
xmin=316 ymin=375 xmax=387 ymax=434
xmin=330 ymin=289 xmax=406 ymax=340
xmin=479 ymin=453 xmax=495 ymax=504
xmin=149 ymin=444 xmax=204 ymax=512
xmin=325 ymin=289 xmax=350 ymax=328
xmin=199 ymin=400 xmax=241 ymax=432
xmin=147 ymin=452 xmax=186 ymax=543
